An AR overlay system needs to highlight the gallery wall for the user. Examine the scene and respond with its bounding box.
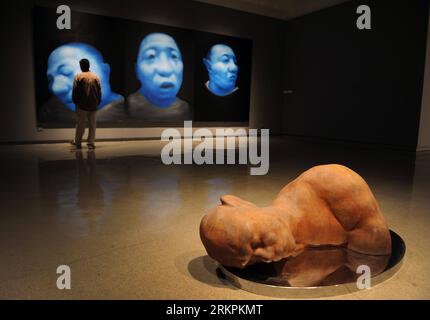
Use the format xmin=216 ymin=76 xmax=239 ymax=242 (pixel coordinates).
xmin=282 ymin=0 xmax=429 ymax=151
xmin=0 ymin=0 xmax=284 ymax=143
xmin=2 ymin=0 xmax=429 ymax=148
xmin=418 ymin=3 xmax=430 ymax=152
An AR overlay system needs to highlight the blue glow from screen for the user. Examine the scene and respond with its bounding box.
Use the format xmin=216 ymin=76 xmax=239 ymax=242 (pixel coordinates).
xmin=136 ymin=33 xmax=184 ymax=108
xmin=47 ymin=42 xmax=121 ymax=111
xmin=204 ymin=44 xmax=239 ymax=97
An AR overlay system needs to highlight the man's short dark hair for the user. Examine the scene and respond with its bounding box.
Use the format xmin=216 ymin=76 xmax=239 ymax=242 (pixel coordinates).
xmin=79 ymin=59 xmax=90 ymax=72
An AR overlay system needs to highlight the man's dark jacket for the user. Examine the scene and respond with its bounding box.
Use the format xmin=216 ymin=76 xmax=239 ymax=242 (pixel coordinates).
xmin=72 ymin=71 xmax=102 ymax=112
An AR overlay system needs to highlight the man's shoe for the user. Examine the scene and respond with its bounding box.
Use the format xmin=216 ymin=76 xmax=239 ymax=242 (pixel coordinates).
xmin=87 ymin=143 xmax=96 ymax=150
xmin=70 ymin=140 xmax=82 ymax=149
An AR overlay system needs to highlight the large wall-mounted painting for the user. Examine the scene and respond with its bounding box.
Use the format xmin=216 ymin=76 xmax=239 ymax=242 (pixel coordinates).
xmin=32 ymin=6 xmax=252 ymax=128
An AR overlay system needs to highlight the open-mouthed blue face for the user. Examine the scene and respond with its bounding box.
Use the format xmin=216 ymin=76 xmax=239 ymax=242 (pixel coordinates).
xmin=136 ymin=33 xmax=183 ymax=108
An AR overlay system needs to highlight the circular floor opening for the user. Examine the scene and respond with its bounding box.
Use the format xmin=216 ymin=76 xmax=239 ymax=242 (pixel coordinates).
xmin=217 ymin=230 xmax=405 ymax=298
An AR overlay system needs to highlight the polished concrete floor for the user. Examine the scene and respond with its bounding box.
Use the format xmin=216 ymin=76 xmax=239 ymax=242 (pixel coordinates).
xmin=0 ymin=137 xmax=429 ymax=299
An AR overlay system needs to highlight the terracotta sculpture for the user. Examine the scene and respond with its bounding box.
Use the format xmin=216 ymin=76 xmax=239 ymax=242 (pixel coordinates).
xmin=225 ymin=246 xmax=390 ymax=287
xmin=200 ymin=164 xmax=392 ymax=269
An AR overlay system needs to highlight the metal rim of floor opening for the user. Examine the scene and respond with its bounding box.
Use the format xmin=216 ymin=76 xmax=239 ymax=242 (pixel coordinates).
xmin=216 ymin=230 xmax=405 ymax=298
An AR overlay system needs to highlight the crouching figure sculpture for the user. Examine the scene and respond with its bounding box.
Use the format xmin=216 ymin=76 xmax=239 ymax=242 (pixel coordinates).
xmin=200 ymin=164 xmax=392 ymax=269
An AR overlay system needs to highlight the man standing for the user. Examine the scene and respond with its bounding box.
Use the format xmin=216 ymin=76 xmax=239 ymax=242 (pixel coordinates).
xmin=71 ymin=59 xmax=102 ymax=150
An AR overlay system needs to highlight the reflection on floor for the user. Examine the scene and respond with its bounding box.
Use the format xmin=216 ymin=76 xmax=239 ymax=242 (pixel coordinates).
xmin=0 ymin=137 xmax=429 ymax=299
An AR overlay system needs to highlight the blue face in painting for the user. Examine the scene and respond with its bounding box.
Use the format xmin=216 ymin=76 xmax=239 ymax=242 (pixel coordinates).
xmin=204 ymin=44 xmax=239 ymax=97
xmin=47 ymin=43 xmax=119 ymax=111
xmin=136 ymin=33 xmax=184 ymax=108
